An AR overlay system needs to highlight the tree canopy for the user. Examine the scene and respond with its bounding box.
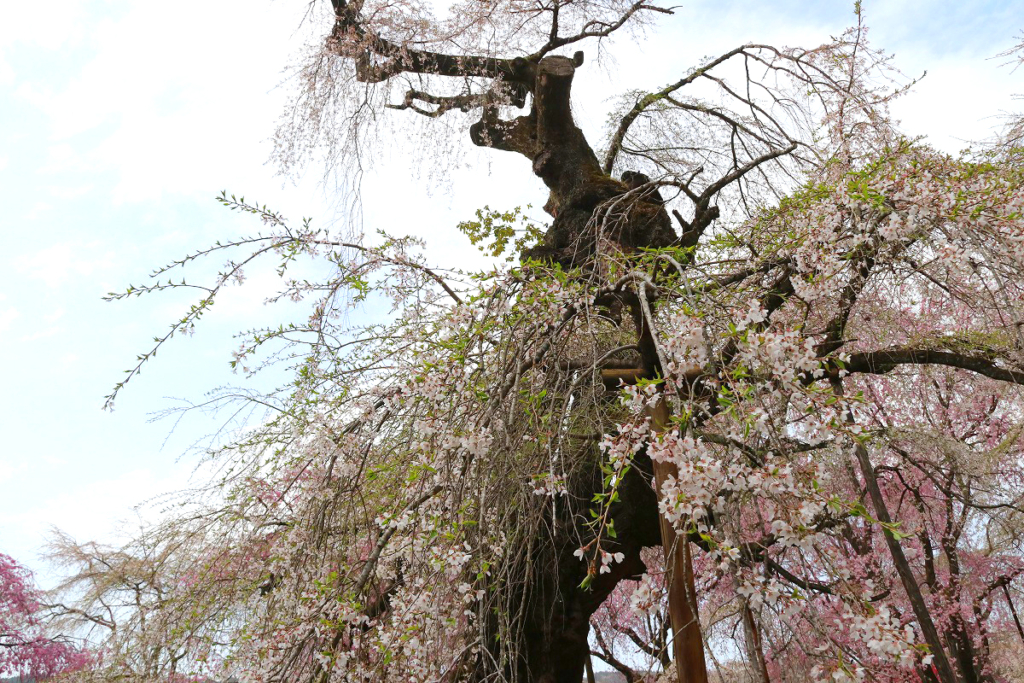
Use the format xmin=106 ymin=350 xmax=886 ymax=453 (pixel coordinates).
xmin=43 ymin=3 xmax=1024 ymax=683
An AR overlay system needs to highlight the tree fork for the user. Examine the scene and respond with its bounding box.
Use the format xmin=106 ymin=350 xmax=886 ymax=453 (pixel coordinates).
xmin=471 ymin=55 xmax=675 ymax=266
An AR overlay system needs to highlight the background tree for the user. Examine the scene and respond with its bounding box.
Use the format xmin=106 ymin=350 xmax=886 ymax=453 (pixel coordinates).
xmin=47 ymin=3 xmax=1024 ymax=683
xmin=0 ymin=552 xmax=88 ymax=680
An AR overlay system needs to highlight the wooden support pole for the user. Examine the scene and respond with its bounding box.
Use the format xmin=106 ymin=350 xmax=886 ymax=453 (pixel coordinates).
xmin=648 ymin=397 xmax=709 ymax=683
xmin=853 ymin=441 xmax=959 ymax=683
xmin=585 ymin=650 xmax=597 ymax=683
xmin=741 ymin=600 xmax=769 ymax=683
xmin=1003 ymin=583 xmax=1024 ymax=646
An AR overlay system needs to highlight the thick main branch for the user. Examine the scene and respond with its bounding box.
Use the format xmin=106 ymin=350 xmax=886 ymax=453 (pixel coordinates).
xmin=845 ymin=347 xmax=1024 ymax=385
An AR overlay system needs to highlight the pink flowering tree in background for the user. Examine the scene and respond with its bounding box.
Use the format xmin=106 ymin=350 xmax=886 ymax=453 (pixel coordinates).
xmin=0 ymin=553 xmax=89 ymax=680
xmin=43 ymin=3 xmax=1024 ymax=683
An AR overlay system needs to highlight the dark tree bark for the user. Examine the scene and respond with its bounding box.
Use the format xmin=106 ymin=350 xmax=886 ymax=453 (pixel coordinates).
xmin=485 ymin=443 xmax=663 ymax=683
xmin=470 ymin=55 xmax=677 ymax=268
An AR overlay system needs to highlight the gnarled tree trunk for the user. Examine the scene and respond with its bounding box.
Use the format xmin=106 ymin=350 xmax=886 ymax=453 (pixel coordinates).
xmin=468 ymin=54 xmax=706 ymax=683
xmin=471 ymin=56 xmax=676 ymax=268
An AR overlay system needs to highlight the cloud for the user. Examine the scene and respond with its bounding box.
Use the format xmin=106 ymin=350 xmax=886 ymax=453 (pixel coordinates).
xmin=0 ymin=306 xmax=19 ymax=333
xmin=0 ymin=55 xmax=12 ymax=85
xmin=0 ymin=0 xmax=89 ymax=51
xmin=21 ymin=326 xmax=64 ymax=342
xmin=891 ymin=59 xmax=1019 ymax=150
xmin=16 ymin=241 xmax=116 ymax=287
xmin=34 ymin=142 xmax=92 ymax=174
xmin=49 ymin=184 xmax=95 ymax=199
xmin=3 ymin=463 xmax=197 ymax=584
xmin=0 ymin=459 xmax=27 ymax=487
xmin=0 ymin=0 xmax=90 ymax=90
xmin=13 ymin=0 xmax=304 ymax=205
xmin=24 ymin=201 xmax=52 ymax=221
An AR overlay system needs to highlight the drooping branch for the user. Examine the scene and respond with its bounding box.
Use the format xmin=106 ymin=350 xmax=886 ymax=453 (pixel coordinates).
xmin=603 ymin=45 xmax=754 ymax=174
xmin=694 ymin=142 xmax=798 ymax=208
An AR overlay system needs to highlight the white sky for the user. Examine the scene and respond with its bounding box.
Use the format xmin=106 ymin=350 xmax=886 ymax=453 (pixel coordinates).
xmin=1 ymin=0 xmax=1022 ymax=587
